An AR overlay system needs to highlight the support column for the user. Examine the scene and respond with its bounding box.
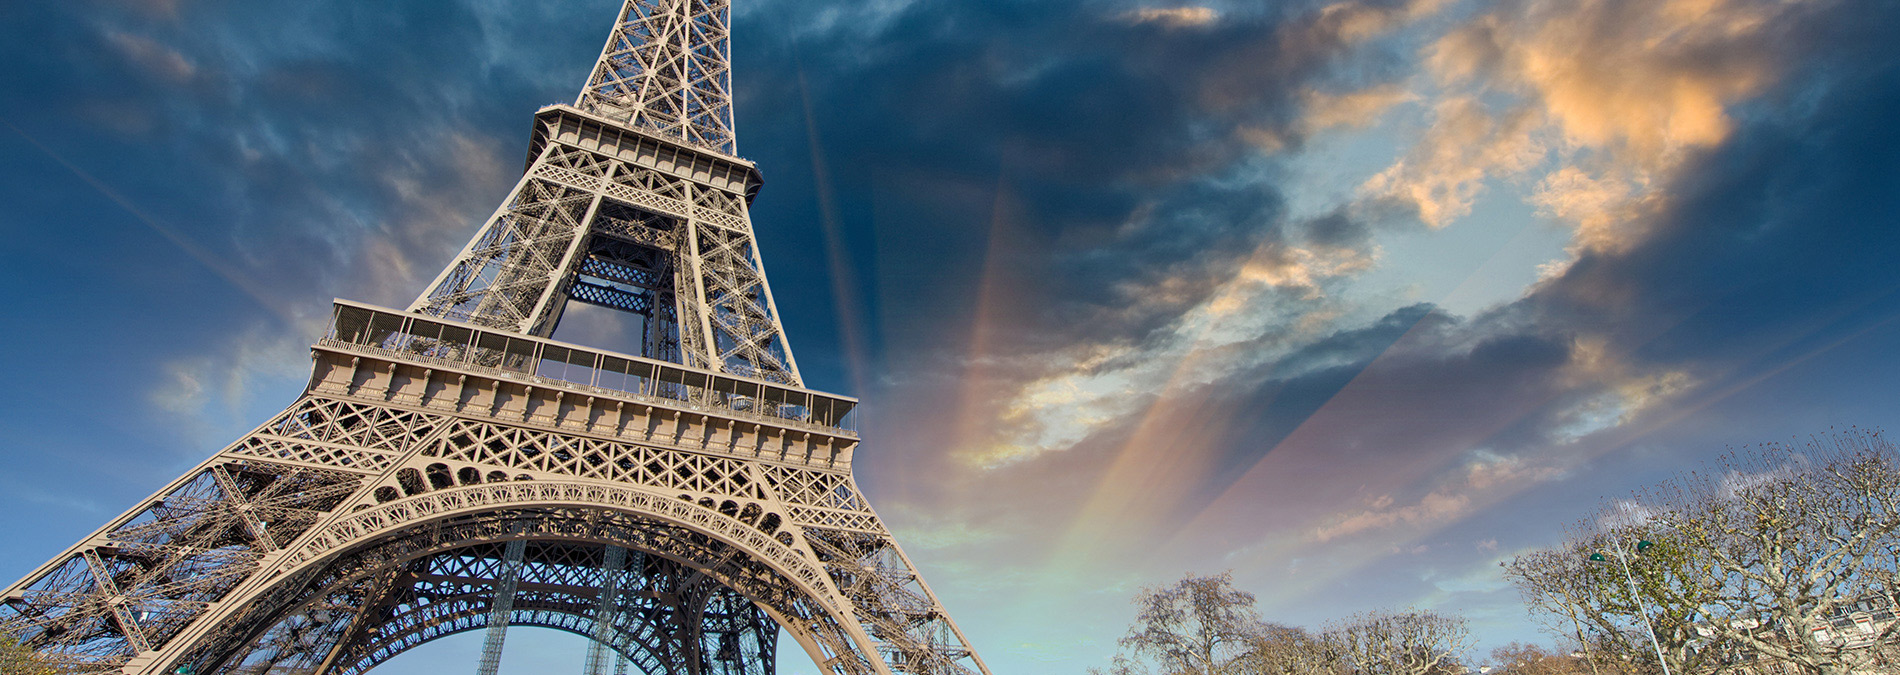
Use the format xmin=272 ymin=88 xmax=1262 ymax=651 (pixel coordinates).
xmin=477 ymin=539 xmax=529 ymax=675
xmin=582 ymin=545 xmax=628 ymax=675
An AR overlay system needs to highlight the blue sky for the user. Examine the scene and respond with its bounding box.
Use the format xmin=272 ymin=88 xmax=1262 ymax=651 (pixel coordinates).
xmin=4 ymin=0 xmax=1900 ymax=673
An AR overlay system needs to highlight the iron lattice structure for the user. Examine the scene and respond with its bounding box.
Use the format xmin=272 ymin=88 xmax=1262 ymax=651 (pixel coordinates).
xmin=0 ymin=2 xmax=991 ymax=674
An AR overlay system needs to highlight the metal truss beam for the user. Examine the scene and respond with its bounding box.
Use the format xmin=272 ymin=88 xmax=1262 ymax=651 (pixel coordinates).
xmin=582 ymin=546 xmax=628 ymax=675
xmin=580 ymin=0 xmax=737 ymax=154
xmin=3 ymin=1 xmax=989 ymax=674
xmin=476 ymin=539 xmax=527 ymax=675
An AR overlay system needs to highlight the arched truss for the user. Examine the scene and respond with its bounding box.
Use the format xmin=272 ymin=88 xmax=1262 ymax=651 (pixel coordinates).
xmin=165 ymin=483 xmax=880 ymax=675
xmin=212 ymin=539 xmax=774 ymax=675
xmin=334 ymin=571 xmax=773 ymax=675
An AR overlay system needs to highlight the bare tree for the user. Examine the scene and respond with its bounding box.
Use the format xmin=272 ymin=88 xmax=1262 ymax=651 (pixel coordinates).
xmin=1507 ymin=430 xmax=1900 ymax=675
xmin=1330 ymin=610 xmax=1471 ymax=675
xmin=1100 ymin=573 xmax=1479 ymax=675
xmin=1503 ymin=550 xmax=1607 ymax=675
xmin=1647 ymin=432 xmax=1900 ymax=675
xmin=1107 ymin=571 xmax=1268 ymax=675
xmin=1489 ymin=642 xmax=1593 ymax=675
xmin=1244 ymin=623 xmax=1345 ymax=675
xmin=1505 ymin=533 xmax=1714 ymax=674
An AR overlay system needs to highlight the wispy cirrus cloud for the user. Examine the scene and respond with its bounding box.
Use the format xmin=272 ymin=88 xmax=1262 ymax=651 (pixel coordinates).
xmin=1312 ymin=452 xmax=1569 ymax=542
xmin=1121 ymin=6 xmax=1221 ymax=28
xmin=964 ymin=241 xmax=1374 ymax=469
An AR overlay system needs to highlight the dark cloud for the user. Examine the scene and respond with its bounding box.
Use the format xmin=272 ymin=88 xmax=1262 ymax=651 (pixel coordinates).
xmin=732 ymin=0 xmax=1419 ymax=366
xmin=1189 ymin=0 xmax=1900 ymax=494
xmin=0 ymin=0 xmax=609 ymax=317
xmin=1523 ymin=10 xmax=1900 ymax=393
xmin=941 ymin=10 xmax=1900 ymax=557
xmin=1183 ymin=0 xmax=1900 ymax=548
xmin=0 ymin=0 xmax=614 ymax=510
xmin=1159 ymin=28 xmax=1900 ymax=544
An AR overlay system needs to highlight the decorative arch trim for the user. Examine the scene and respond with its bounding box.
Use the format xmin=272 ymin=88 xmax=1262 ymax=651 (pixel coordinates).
xmin=278 ymin=481 xmax=833 ymax=611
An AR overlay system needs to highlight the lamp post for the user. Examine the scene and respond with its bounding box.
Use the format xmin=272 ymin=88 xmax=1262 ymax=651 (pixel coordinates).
xmin=1590 ymin=538 xmax=1672 ymax=675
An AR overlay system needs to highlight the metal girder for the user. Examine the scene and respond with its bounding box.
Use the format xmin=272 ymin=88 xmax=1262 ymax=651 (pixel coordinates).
xmin=3 ymin=391 xmax=989 ymax=675
xmin=4 ymin=0 xmax=990 ymax=674
xmin=403 ymin=0 xmax=799 ymax=384
xmin=580 ymin=0 xmax=737 ymax=154
xmin=408 ymin=126 xmax=800 ymax=385
xmin=581 ymin=545 xmax=627 ymax=675
xmin=475 ymin=539 xmax=526 ymax=675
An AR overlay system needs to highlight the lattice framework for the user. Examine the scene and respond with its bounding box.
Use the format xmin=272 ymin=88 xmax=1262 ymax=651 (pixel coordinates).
xmin=3 ymin=0 xmax=989 ymax=673
xmin=410 ymin=140 xmax=798 ymax=384
xmin=6 ymin=383 xmax=987 ymax=674
xmin=579 ymin=0 xmax=736 ymax=153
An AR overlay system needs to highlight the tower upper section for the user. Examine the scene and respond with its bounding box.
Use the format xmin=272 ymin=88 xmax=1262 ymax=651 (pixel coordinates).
xmin=578 ymin=0 xmax=737 ymax=155
xmin=407 ymin=0 xmax=799 ymax=386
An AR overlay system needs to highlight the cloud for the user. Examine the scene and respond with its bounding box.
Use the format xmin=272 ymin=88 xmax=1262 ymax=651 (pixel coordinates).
xmin=1430 ymin=0 xmax=1795 ymax=170
xmin=1714 ymin=460 xmax=1807 ymax=499
xmin=1312 ymin=453 xmax=1567 ymax=542
xmin=1593 ymin=499 xmax=1657 ymax=530
xmin=1529 ymin=166 xmax=1650 ymax=254
xmin=8 ymin=0 xmax=1900 ymax=670
xmin=1359 ymin=96 xmax=1548 ymax=228
xmin=1521 ymin=13 xmax=1900 ymax=371
xmin=961 ymin=241 xmax=1371 ymax=468
xmin=104 ymin=30 xmax=197 ymax=83
xmin=1315 ymin=0 xmax=1454 ymax=45
xmin=1376 ymin=0 xmax=1830 ymax=259
xmin=147 ymin=321 xmax=314 ymax=448
xmin=1550 ymin=337 xmax=1695 ymax=440
xmin=1428 ymin=558 xmax=1513 ymax=595
xmin=1300 ymin=83 xmax=1418 ymax=134
xmin=1121 ymin=6 xmax=1220 ymax=28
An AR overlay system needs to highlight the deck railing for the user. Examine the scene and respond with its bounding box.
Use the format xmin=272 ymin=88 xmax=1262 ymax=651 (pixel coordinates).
xmin=320 ymin=300 xmax=856 ymax=434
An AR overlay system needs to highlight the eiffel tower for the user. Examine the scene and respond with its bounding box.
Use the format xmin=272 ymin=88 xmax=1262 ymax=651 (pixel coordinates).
xmin=0 ymin=2 xmax=990 ymax=674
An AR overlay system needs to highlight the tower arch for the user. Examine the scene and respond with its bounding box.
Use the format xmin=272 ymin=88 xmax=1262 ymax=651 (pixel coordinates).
xmin=172 ymin=483 xmax=876 ymax=675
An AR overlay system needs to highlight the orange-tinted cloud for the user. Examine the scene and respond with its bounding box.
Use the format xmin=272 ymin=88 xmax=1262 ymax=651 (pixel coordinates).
xmin=1395 ymin=0 xmax=1814 ymax=255
xmin=1359 ymin=97 xmax=1548 ymax=228
xmin=1122 ymin=6 xmax=1221 ymax=28
xmin=1431 ymin=0 xmax=1786 ymax=170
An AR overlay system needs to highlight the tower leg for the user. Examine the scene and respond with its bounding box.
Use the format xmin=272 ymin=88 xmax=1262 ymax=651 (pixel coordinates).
xmin=582 ymin=546 xmax=627 ymax=675
xmin=476 ymin=540 xmax=527 ymax=675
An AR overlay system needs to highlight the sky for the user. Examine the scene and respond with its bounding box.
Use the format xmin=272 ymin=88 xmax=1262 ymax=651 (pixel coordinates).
xmin=2 ymin=0 xmax=1899 ymax=673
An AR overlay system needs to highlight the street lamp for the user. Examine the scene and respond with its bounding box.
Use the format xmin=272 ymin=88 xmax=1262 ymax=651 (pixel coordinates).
xmin=1589 ymin=538 xmax=1672 ymax=675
